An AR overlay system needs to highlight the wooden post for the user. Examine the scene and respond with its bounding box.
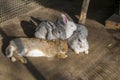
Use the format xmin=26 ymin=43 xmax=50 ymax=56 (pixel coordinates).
xmin=79 ymin=0 xmax=90 ymax=24
xmin=119 ymin=1 xmax=120 ymax=16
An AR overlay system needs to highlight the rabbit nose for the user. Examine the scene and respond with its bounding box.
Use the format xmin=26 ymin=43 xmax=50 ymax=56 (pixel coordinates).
xmin=80 ymin=45 xmax=82 ymax=48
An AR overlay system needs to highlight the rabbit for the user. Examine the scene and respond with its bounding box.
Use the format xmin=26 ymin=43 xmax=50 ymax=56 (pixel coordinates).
xmin=35 ymin=21 xmax=54 ymax=39
xmin=76 ymin=24 xmax=88 ymax=37
xmin=5 ymin=38 xmax=68 ymax=63
xmin=55 ymin=14 xmax=77 ymax=39
xmin=35 ymin=14 xmax=77 ymax=40
xmin=51 ymin=21 xmax=68 ymax=40
xmin=67 ymin=25 xmax=89 ymax=54
xmin=44 ymin=21 xmax=58 ymax=40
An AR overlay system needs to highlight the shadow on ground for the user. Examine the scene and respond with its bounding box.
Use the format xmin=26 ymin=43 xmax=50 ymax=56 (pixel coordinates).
xmin=24 ymin=58 xmax=46 ymax=80
xmin=33 ymin=0 xmax=115 ymax=24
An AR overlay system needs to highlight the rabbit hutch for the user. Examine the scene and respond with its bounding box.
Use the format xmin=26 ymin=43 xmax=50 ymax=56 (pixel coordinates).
xmin=0 ymin=0 xmax=120 ymax=80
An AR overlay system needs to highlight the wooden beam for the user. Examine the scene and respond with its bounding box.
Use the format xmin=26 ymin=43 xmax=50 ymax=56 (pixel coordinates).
xmin=79 ymin=0 xmax=90 ymax=24
xmin=119 ymin=1 xmax=120 ymax=16
xmin=105 ymin=14 xmax=120 ymax=29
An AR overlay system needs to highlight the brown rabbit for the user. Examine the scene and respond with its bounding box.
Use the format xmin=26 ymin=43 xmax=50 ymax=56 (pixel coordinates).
xmin=5 ymin=38 xmax=68 ymax=63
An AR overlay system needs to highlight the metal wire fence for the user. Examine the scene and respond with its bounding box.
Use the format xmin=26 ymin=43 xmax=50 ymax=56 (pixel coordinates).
xmin=0 ymin=0 xmax=39 ymax=23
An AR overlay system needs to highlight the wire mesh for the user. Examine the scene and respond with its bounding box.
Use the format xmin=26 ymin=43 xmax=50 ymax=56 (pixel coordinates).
xmin=0 ymin=0 xmax=38 ymax=23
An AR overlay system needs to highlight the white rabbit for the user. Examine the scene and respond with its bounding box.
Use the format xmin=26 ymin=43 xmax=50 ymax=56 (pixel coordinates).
xmin=5 ymin=38 xmax=68 ymax=63
xmin=68 ymin=24 xmax=89 ymax=54
xmin=56 ymin=14 xmax=77 ymax=39
xmin=35 ymin=14 xmax=77 ymax=40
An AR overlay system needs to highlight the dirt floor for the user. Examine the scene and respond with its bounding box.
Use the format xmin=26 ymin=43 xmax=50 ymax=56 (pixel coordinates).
xmin=0 ymin=1 xmax=120 ymax=80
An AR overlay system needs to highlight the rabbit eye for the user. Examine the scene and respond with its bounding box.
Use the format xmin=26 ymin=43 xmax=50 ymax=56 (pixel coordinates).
xmin=78 ymin=39 xmax=81 ymax=42
xmin=58 ymin=31 xmax=61 ymax=33
xmin=78 ymin=31 xmax=81 ymax=34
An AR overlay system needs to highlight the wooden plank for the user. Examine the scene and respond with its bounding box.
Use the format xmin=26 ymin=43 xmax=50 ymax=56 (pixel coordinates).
xmin=105 ymin=14 xmax=120 ymax=29
xmin=79 ymin=0 xmax=90 ymax=24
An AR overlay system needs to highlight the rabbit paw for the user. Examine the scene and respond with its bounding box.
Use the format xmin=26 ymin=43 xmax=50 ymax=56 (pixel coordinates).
xmin=10 ymin=57 xmax=17 ymax=62
xmin=84 ymin=50 xmax=89 ymax=54
xmin=19 ymin=58 xmax=27 ymax=64
xmin=74 ymin=50 xmax=80 ymax=54
xmin=56 ymin=54 xmax=68 ymax=58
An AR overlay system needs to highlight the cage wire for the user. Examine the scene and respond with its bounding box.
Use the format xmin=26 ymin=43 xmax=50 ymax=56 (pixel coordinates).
xmin=0 ymin=0 xmax=41 ymax=23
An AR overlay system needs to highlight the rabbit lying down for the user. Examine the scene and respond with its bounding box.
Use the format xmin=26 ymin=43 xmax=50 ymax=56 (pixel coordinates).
xmin=35 ymin=21 xmax=66 ymax=40
xmin=68 ymin=24 xmax=89 ymax=54
xmin=35 ymin=14 xmax=77 ymax=40
xmin=5 ymin=38 xmax=68 ymax=63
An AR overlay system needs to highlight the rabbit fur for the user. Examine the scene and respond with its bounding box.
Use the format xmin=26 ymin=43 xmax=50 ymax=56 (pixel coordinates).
xmin=35 ymin=14 xmax=77 ymax=40
xmin=35 ymin=21 xmax=55 ymax=39
xmin=68 ymin=24 xmax=89 ymax=54
xmin=5 ymin=38 xmax=68 ymax=63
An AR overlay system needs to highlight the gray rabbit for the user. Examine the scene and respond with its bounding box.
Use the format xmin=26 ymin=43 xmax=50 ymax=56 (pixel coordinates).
xmin=68 ymin=24 xmax=89 ymax=54
xmin=35 ymin=14 xmax=77 ymax=40
xmin=35 ymin=21 xmax=54 ymax=39
xmin=76 ymin=24 xmax=88 ymax=37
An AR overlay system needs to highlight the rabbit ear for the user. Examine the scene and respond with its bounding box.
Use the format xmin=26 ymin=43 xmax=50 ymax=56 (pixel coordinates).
xmin=61 ymin=14 xmax=68 ymax=24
